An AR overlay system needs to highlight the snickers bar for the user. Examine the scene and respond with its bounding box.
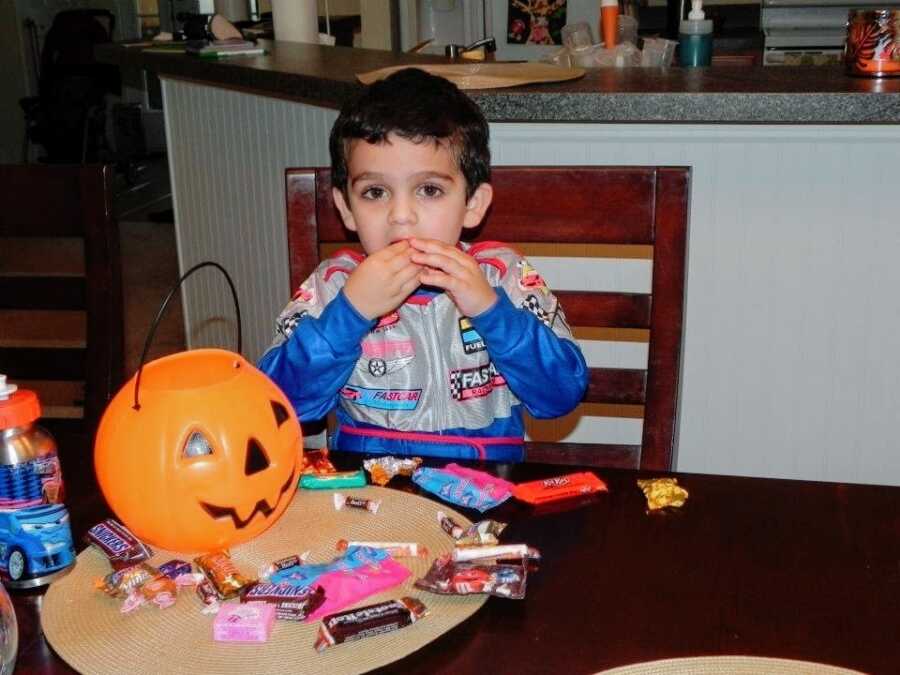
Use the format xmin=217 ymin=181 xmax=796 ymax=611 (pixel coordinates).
xmin=85 ymin=519 xmax=153 ymax=570
xmin=242 ymin=583 xmax=326 ymax=621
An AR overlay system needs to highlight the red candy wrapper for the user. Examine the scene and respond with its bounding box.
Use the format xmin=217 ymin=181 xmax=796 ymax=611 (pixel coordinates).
xmin=299 ymin=448 xmax=337 ymax=475
xmin=513 ymin=472 xmax=608 ymax=505
xmin=415 ymin=554 xmax=528 ymax=599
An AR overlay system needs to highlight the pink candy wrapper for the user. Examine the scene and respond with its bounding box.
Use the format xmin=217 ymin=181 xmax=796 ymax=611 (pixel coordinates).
xmin=213 ymin=602 xmax=276 ymax=642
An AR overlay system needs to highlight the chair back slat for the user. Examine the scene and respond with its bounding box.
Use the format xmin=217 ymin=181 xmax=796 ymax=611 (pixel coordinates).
xmin=0 ymin=164 xmax=123 ymax=439
xmin=477 ymin=168 xmax=656 ymax=244
xmin=555 ymin=291 xmax=651 ymax=329
xmin=586 ymin=368 xmax=646 ymax=405
xmin=0 ymin=166 xmax=87 ymax=236
xmin=284 ymin=165 xmax=689 ymax=470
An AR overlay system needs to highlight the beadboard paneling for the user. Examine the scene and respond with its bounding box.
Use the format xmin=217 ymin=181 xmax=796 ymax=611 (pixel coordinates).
xmin=163 ymin=79 xmax=337 ymax=360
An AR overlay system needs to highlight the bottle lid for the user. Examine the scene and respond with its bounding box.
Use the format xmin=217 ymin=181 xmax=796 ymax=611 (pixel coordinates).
xmin=688 ymin=0 xmax=705 ymax=20
xmin=600 ymin=0 xmax=618 ymax=6
xmin=0 ymin=389 xmax=41 ymax=429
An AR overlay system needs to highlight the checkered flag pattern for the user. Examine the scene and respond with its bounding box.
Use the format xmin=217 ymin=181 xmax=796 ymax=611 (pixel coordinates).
xmin=520 ymin=294 xmax=552 ymax=328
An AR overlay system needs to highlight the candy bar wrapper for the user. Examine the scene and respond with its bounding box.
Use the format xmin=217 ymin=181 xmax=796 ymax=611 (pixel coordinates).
xmin=140 ymin=574 xmax=177 ymax=609
xmin=214 ymin=601 xmax=276 ymax=642
xmin=85 ymin=519 xmax=154 ymax=570
xmin=637 ymin=478 xmax=689 ymax=511
xmin=363 ymin=456 xmax=423 ymax=486
xmin=241 ymin=583 xmax=326 ymax=621
xmin=314 ymin=597 xmax=428 ymax=652
xmin=299 ymin=448 xmax=337 ymax=475
xmin=96 ymin=562 xmax=159 ymax=598
xmin=513 ymin=472 xmax=608 ymax=505
xmin=336 ymin=539 xmax=428 ymax=558
xmin=443 ymin=464 xmax=515 ymax=499
xmin=412 ymin=467 xmax=511 ymax=512
xmin=157 ymin=559 xmax=192 ymax=580
xmin=259 ymin=551 xmax=310 ymax=581
xmin=300 ymin=470 xmax=367 ymax=490
xmin=194 ymin=551 xmax=255 ymax=600
xmin=333 ymin=493 xmax=381 ymax=514
xmin=438 ymin=511 xmax=508 ymax=546
xmin=451 ymin=544 xmax=540 ymax=563
xmin=197 ymin=579 xmax=221 ymax=614
xmin=415 ymin=555 xmax=528 ymax=599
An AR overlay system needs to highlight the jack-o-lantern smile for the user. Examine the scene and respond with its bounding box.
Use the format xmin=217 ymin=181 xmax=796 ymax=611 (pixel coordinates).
xmin=200 ymin=470 xmax=295 ymax=529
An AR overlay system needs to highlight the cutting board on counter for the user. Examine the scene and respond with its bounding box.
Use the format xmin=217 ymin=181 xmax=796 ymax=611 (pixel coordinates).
xmin=357 ymin=62 xmax=585 ymax=90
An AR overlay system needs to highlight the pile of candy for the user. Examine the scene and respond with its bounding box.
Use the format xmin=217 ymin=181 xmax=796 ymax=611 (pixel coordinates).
xmin=86 ymin=452 xmax=686 ymax=653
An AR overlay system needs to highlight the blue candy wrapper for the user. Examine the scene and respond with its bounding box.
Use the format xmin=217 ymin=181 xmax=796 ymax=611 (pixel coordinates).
xmin=411 ymin=467 xmax=511 ymax=512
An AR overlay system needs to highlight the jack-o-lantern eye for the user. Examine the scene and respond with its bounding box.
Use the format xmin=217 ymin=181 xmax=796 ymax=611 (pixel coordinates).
xmin=183 ymin=431 xmax=214 ymax=458
xmin=245 ymin=439 xmax=270 ymax=475
xmin=271 ymin=400 xmax=290 ymax=427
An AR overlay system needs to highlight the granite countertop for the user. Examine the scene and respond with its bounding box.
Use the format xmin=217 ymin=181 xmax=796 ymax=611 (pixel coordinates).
xmin=100 ymin=40 xmax=900 ymax=124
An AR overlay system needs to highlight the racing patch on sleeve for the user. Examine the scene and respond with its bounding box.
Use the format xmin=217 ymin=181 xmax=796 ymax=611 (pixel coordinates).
xmin=520 ymin=294 xmax=554 ymax=328
xmin=291 ymin=282 xmax=316 ymax=304
xmin=516 ymin=259 xmax=549 ymax=295
xmin=449 ymin=362 xmax=506 ymax=401
xmin=276 ymin=310 xmax=309 ymax=338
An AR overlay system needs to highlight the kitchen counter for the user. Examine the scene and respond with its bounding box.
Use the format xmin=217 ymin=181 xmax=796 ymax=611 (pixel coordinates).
xmin=101 ymin=39 xmax=900 ymax=123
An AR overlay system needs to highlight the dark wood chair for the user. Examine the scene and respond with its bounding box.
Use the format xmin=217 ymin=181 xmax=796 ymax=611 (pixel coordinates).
xmin=0 ymin=164 xmax=124 ymax=449
xmin=284 ymin=166 xmax=689 ymax=470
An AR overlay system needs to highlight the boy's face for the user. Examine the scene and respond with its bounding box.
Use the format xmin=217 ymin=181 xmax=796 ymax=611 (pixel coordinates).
xmin=332 ymin=133 xmax=492 ymax=254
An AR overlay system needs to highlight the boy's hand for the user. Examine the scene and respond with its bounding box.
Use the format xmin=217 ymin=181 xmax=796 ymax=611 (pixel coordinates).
xmin=344 ymin=240 xmax=421 ymax=320
xmin=409 ymin=238 xmax=496 ymax=317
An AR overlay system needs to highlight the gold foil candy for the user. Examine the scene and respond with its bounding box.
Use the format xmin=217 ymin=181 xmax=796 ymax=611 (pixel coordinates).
xmin=637 ymin=478 xmax=689 ymax=511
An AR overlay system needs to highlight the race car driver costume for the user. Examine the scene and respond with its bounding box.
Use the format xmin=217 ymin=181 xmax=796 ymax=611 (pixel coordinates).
xmin=259 ymin=241 xmax=588 ymax=461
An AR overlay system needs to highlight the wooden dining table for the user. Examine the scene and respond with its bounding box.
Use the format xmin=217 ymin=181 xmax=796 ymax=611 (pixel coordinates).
xmin=9 ymin=440 xmax=900 ymax=674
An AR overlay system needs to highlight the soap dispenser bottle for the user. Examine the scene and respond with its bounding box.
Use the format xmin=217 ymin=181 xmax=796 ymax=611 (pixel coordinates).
xmin=679 ymin=0 xmax=713 ymax=66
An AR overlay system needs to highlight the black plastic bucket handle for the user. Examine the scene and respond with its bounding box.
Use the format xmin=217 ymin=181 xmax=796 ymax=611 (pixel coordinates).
xmin=132 ymin=261 xmax=242 ymax=411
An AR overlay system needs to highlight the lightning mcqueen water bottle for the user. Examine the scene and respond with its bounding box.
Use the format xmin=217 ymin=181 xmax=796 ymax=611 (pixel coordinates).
xmin=0 ymin=375 xmax=75 ymax=588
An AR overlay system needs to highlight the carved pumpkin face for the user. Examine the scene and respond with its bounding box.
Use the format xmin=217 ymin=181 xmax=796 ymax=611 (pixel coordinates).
xmin=95 ymin=349 xmax=302 ymax=553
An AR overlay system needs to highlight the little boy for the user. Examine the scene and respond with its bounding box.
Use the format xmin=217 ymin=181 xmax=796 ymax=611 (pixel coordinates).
xmin=259 ymin=68 xmax=587 ymax=461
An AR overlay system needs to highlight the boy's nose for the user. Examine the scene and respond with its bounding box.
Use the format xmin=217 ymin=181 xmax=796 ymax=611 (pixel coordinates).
xmin=388 ymin=195 xmax=417 ymax=226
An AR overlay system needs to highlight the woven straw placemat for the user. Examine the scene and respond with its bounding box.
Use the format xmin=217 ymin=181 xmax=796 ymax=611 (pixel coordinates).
xmin=597 ymin=656 xmax=867 ymax=675
xmin=42 ymin=487 xmax=486 ymax=675
xmin=357 ymin=63 xmax=585 ymax=90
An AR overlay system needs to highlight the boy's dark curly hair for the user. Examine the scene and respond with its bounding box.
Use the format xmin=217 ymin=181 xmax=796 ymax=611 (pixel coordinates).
xmin=329 ymin=68 xmax=490 ymax=200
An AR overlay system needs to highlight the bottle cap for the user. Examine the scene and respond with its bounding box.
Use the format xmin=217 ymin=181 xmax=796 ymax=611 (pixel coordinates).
xmin=600 ymin=0 xmax=618 ymax=6
xmin=688 ymin=0 xmax=705 ymax=19
xmin=0 ymin=388 xmax=41 ymax=430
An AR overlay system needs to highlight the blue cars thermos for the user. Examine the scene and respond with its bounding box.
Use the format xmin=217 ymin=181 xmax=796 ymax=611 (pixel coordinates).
xmin=0 ymin=376 xmax=75 ymax=588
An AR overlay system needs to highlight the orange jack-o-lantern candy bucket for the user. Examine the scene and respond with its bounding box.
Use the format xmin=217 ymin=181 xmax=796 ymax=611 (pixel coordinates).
xmin=94 ymin=262 xmax=302 ymax=553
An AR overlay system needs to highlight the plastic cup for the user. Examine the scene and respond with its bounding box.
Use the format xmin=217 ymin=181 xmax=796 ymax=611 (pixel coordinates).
xmin=561 ymin=21 xmax=594 ymax=51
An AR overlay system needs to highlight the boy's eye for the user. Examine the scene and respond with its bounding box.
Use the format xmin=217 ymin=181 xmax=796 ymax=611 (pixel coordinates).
xmin=417 ymin=183 xmax=444 ymax=198
xmin=361 ymin=186 xmax=388 ymax=200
